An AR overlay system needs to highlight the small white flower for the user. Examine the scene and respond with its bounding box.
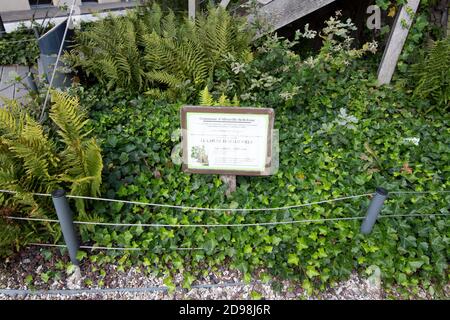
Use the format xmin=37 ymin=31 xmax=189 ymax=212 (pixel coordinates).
xmin=304 ymin=56 xmax=318 ymax=67
xmin=231 ymin=62 xmax=246 ymax=74
xmin=403 ymin=137 xmax=420 ymax=146
xmin=240 ymin=93 xmax=252 ymax=101
xmin=335 ymin=108 xmax=358 ymax=130
xmin=297 ymin=24 xmax=317 ymax=39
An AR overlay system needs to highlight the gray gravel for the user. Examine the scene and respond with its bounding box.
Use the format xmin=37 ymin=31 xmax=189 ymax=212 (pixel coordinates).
xmin=0 ymin=247 xmax=447 ymax=300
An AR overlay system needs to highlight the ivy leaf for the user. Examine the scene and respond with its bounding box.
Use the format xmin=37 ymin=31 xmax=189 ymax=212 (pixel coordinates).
xmin=66 ymin=264 xmax=77 ymax=276
xmin=203 ymin=239 xmax=218 ymax=255
xmin=306 ymin=266 xmax=320 ymax=278
xmin=408 ymin=260 xmax=424 ymax=272
xmin=182 ymin=272 xmax=196 ymax=289
xmin=40 ymin=272 xmax=50 ymax=284
xmin=76 ymin=250 xmax=87 ymax=262
xmin=288 ymin=254 xmax=299 ymax=266
xmin=250 ymin=290 xmax=263 ymax=300
xmin=163 ymin=276 xmax=176 ymax=294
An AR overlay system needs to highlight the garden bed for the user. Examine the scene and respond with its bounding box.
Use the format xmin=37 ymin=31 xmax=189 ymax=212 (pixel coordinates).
xmin=0 ymin=2 xmax=449 ymax=299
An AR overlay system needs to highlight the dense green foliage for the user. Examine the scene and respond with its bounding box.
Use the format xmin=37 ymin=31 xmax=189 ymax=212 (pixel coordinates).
xmin=412 ymin=37 xmax=450 ymax=112
xmin=1 ymin=4 xmax=448 ymax=297
xmin=70 ymin=17 xmax=450 ymax=293
xmin=0 ymin=92 xmax=103 ymax=256
xmin=65 ymin=4 xmax=253 ymax=99
xmin=77 ymin=86 xmax=449 ymax=294
xmin=0 ymin=26 xmax=40 ymax=65
xmin=0 ymin=219 xmax=23 ymax=258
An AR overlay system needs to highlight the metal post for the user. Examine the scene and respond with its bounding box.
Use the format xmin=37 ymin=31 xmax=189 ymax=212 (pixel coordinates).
xmin=52 ymin=190 xmax=79 ymax=265
xmin=361 ymin=187 xmax=388 ymax=235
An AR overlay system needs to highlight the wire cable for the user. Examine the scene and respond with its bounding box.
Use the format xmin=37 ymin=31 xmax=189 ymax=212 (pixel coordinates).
xmin=0 ymin=70 xmax=34 ymax=93
xmin=38 ymin=0 xmax=76 ymax=122
xmin=0 ymin=189 xmax=372 ymax=212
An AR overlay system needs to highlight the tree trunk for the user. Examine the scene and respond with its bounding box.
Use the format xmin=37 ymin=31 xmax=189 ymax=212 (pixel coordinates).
xmin=429 ymin=0 xmax=449 ymax=37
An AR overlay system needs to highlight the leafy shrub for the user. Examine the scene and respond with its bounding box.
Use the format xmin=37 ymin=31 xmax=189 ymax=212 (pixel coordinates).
xmin=0 ymin=26 xmax=40 ymax=65
xmin=65 ymin=13 xmax=146 ymax=92
xmin=213 ymin=12 xmax=380 ymax=112
xmin=143 ymin=5 xmax=253 ymax=99
xmin=66 ymin=4 xmax=253 ymax=100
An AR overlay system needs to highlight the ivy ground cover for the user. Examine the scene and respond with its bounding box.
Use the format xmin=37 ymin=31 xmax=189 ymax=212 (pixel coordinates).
xmin=76 ymin=82 xmax=449 ymax=294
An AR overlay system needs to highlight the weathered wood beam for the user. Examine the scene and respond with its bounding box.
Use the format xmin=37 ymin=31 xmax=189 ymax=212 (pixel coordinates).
xmin=219 ymin=0 xmax=232 ymax=8
xmin=258 ymin=0 xmax=337 ymax=32
xmin=377 ymin=0 xmax=420 ymax=85
xmin=188 ymin=0 xmax=200 ymax=20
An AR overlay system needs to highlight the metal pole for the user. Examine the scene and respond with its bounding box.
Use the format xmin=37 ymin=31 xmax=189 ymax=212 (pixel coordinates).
xmin=52 ymin=189 xmax=79 ymax=265
xmin=361 ymin=187 xmax=388 ymax=235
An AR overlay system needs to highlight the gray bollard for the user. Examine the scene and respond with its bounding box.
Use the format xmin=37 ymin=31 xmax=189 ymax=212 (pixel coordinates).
xmin=52 ymin=190 xmax=79 ymax=265
xmin=361 ymin=187 xmax=389 ymax=235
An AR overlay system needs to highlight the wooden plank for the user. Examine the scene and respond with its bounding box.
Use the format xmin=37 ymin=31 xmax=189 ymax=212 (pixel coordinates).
xmin=14 ymin=65 xmax=30 ymax=103
xmin=257 ymin=0 xmax=337 ymax=32
xmin=219 ymin=0 xmax=232 ymax=8
xmin=0 ymin=65 xmax=17 ymax=102
xmin=377 ymin=0 xmax=420 ymax=85
xmin=0 ymin=66 xmax=3 ymax=107
xmin=188 ymin=0 xmax=200 ymax=20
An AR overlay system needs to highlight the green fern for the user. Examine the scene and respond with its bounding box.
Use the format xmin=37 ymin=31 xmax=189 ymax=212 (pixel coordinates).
xmin=412 ymin=37 xmax=450 ymax=111
xmin=0 ymin=220 xmax=22 ymax=258
xmin=66 ymin=4 xmax=253 ymax=98
xmin=199 ymin=86 xmax=215 ymax=106
xmin=0 ymin=91 xmax=103 ymax=226
xmin=144 ymin=6 xmax=253 ymax=97
xmin=199 ymin=86 xmax=239 ymax=107
xmin=65 ymin=13 xmax=147 ymax=92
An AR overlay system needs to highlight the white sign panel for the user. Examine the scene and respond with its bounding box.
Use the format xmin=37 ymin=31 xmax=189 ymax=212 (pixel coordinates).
xmin=181 ymin=106 xmax=274 ymax=176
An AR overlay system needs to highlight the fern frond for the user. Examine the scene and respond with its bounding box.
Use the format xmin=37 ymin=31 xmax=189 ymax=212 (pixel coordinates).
xmin=146 ymin=70 xmax=183 ymax=88
xmin=216 ymin=93 xmax=231 ymax=106
xmin=232 ymin=94 xmax=240 ymax=107
xmin=50 ymin=91 xmax=90 ymax=145
xmin=200 ymin=86 xmax=214 ymax=106
xmin=413 ymin=37 xmax=450 ymax=109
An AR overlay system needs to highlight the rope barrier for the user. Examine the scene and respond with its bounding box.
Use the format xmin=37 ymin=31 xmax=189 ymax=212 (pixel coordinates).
xmin=5 ymin=213 xmax=448 ymax=228
xmin=0 ymin=189 xmax=373 ymax=211
xmin=1 ymin=188 xmax=449 ymax=213
xmin=2 ymin=188 xmax=449 ymax=228
xmin=67 ymin=193 xmax=374 ymax=212
xmin=0 ymin=71 xmax=32 ymax=93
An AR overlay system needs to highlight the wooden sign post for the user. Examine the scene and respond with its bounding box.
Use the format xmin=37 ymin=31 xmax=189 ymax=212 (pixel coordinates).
xmin=181 ymin=106 xmax=275 ymax=196
xmin=377 ymin=0 xmax=420 ymax=85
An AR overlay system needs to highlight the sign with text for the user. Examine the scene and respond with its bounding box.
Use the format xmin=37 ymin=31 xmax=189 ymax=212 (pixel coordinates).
xmin=181 ymin=106 xmax=275 ymax=176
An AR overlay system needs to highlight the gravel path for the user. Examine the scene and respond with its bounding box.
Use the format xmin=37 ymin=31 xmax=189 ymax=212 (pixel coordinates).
xmin=0 ymin=247 xmax=447 ymax=300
